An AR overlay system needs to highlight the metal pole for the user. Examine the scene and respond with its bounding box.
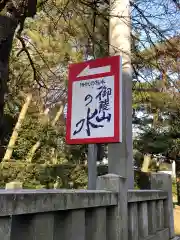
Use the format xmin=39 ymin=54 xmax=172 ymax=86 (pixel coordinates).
xmin=108 ymin=0 xmax=134 ymax=188
xmin=88 ymin=144 xmax=97 ymax=189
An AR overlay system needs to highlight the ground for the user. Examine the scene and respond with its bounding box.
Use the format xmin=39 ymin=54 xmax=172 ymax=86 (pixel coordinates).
xmin=174 ymin=206 xmax=180 ymax=236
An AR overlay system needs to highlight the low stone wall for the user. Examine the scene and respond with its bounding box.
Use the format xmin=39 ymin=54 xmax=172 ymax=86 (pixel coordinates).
xmin=0 ymin=189 xmax=117 ymax=240
xmin=0 ymin=173 xmax=175 ymax=240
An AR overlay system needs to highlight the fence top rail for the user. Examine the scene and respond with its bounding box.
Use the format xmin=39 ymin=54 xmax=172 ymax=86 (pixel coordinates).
xmin=0 ymin=189 xmax=114 ymax=194
xmin=128 ymin=190 xmax=168 ymax=203
xmin=0 ymin=189 xmax=118 ymax=217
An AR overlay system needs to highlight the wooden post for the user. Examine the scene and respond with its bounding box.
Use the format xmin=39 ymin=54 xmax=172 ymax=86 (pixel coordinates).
xmin=97 ymin=174 xmax=128 ymax=240
xmin=108 ymin=0 xmax=134 ymax=188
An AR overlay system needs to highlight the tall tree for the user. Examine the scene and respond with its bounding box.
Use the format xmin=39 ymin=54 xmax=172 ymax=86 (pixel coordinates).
xmin=0 ymin=0 xmax=37 ymax=139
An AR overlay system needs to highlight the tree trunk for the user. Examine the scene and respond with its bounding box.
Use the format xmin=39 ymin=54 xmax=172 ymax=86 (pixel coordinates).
xmin=25 ymin=104 xmax=64 ymax=162
xmin=26 ymin=140 xmax=41 ymax=163
xmin=0 ymin=0 xmax=37 ymax=144
xmin=51 ymin=147 xmax=58 ymax=164
xmin=2 ymin=94 xmax=32 ymax=161
xmin=172 ymin=160 xmax=176 ymax=179
xmin=25 ymin=108 xmax=49 ymax=163
xmin=51 ymin=105 xmax=64 ymax=127
xmin=0 ymin=16 xmax=18 ymax=137
xmin=141 ymin=154 xmax=152 ymax=172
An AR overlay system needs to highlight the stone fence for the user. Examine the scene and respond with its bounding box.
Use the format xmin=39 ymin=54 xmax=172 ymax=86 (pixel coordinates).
xmin=0 ymin=173 xmax=175 ymax=240
xmin=128 ymin=190 xmax=170 ymax=240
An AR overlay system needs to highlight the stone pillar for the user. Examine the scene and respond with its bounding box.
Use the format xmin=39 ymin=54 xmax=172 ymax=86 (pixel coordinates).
xmin=108 ymin=0 xmax=134 ymax=189
xmin=138 ymin=202 xmax=148 ymax=238
xmin=5 ymin=181 xmax=23 ymax=190
xmin=60 ymin=210 xmax=85 ymax=240
xmin=86 ymin=208 xmax=107 ymax=240
xmin=0 ymin=217 xmax=11 ymax=240
xmin=97 ymin=174 xmax=128 ymax=240
xmin=150 ymin=173 xmax=175 ymax=238
xmin=128 ymin=202 xmax=139 ymax=240
xmin=3 ymin=182 xmax=23 ymax=240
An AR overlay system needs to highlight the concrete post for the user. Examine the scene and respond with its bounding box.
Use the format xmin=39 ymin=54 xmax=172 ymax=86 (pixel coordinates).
xmin=5 ymin=181 xmax=23 ymax=190
xmin=97 ymin=174 xmax=128 ymax=240
xmin=88 ymin=144 xmax=97 ymax=190
xmin=86 ymin=208 xmax=107 ymax=240
xmin=157 ymin=200 xmax=164 ymax=230
xmin=108 ymin=0 xmax=134 ymax=189
xmin=3 ymin=182 xmax=23 ymax=240
xmin=147 ymin=201 xmax=157 ymax=234
xmin=128 ymin=202 xmax=139 ymax=240
xmin=150 ymin=173 xmax=175 ymax=238
xmin=0 ymin=217 xmax=11 ymax=240
xmin=65 ymin=210 xmax=85 ymax=240
xmin=138 ymin=202 xmax=148 ymax=238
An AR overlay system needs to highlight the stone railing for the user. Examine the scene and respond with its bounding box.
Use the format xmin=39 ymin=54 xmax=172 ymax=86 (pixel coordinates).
xmin=0 ymin=189 xmax=117 ymax=240
xmin=0 ymin=173 xmax=175 ymax=240
xmin=128 ymin=190 xmax=169 ymax=240
xmin=127 ymin=173 xmax=175 ymax=240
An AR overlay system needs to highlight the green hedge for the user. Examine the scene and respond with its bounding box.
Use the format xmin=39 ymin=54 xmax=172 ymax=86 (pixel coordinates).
xmin=0 ymin=161 xmax=88 ymax=189
xmin=0 ymin=161 xmax=143 ymax=189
